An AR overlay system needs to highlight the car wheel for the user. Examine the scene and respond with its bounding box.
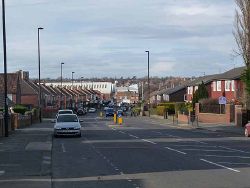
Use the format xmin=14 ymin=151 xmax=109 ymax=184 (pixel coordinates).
xmin=245 ymin=128 xmax=249 ymax=137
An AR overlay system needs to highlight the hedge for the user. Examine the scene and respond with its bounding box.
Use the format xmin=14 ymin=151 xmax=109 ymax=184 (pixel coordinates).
xmin=157 ymin=103 xmax=175 ymax=114
xmin=13 ymin=105 xmax=28 ymax=115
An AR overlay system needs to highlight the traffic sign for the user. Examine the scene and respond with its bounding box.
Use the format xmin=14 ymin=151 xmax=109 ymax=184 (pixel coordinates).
xmin=219 ymin=96 xmax=227 ymax=105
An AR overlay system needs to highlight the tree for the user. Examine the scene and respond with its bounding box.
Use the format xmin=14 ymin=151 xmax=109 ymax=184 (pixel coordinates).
xmin=192 ymin=81 xmax=209 ymax=105
xmin=234 ymin=0 xmax=250 ymax=108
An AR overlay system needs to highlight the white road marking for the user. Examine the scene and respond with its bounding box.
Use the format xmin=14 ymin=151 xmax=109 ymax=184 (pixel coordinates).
xmin=200 ymin=159 xmax=240 ymax=173
xmin=218 ymin=162 xmax=250 ymax=166
xmin=42 ymin=161 xmax=51 ymax=165
xmin=165 ymin=133 xmax=180 ymax=138
xmin=218 ymin=146 xmax=250 ymax=154
xmin=141 ymin=139 xmax=156 ymax=145
xmin=165 ymin=147 xmax=186 ymax=155
xmin=111 ymin=128 xmax=116 ymax=130
xmin=119 ymin=131 xmax=126 ymax=134
xmin=129 ymin=134 xmax=139 ymax=139
xmin=43 ymin=156 xmax=51 ymax=160
xmin=181 ymin=149 xmax=236 ymax=152
xmin=0 ymin=171 xmax=5 ymax=176
xmin=152 ymin=131 xmax=162 ymax=134
xmin=203 ymin=155 xmax=250 ymax=159
xmin=171 ymin=144 xmax=217 ymax=148
xmin=61 ymin=143 xmax=66 ymax=153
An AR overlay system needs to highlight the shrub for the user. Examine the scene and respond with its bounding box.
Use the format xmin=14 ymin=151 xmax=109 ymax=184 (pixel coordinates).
xmin=158 ymin=103 xmax=175 ymax=114
xmin=13 ymin=105 xmax=28 ymax=115
xmin=156 ymin=106 xmax=166 ymax=116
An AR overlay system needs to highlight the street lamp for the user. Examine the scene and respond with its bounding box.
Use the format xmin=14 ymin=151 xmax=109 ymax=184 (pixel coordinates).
xmin=81 ymin=77 xmax=84 ymax=88
xmin=60 ymin=62 xmax=64 ymax=109
xmin=145 ymin=50 xmax=150 ymax=117
xmin=71 ymin=72 xmax=75 ymax=87
xmin=38 ymin=27 xmax=44 ymax=123
xmin=2 ymin=0 xmax=8 ymax=137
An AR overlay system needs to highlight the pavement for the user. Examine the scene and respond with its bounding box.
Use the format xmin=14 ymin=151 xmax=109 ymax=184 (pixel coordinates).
xmin=140 ymin=115 xmax=245 ymax=136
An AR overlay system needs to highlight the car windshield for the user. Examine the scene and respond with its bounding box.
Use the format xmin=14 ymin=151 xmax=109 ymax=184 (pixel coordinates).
xmin=107 ymin=109 xmax=113 ymax=113
xmin=57 ymin=115 xmax=78 ymax=122
xmin=58 ymin=111 xmax=72 ymax=114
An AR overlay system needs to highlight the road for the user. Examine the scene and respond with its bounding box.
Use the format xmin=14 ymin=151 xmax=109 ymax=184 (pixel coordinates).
xmin=0 ymin=112 xmax=250 ymax=188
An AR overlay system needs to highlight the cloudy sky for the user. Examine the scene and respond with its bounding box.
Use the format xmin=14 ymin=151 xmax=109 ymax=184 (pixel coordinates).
xmin=0 ymin=0 xmax=243 ymax=79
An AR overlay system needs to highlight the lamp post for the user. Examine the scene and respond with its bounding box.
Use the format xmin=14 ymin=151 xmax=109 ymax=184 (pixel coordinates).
xmin=145 ymin=50 xmax=150 ymax=117
xmin=60 ymin=62 xmax=64 ymax=109
xmin=81 ymin=77 xmax=84 ymax=88
xmin=38 ymin=27 xmax=44 ymax=123
xmin=2 ymin=0 xmax=8 ymax=137
xmin=71 ymin=72 xmax=75 ymax=87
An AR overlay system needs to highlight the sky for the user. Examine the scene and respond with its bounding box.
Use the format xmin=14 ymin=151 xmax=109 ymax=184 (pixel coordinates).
xmin=0 ymin=0 xmax=244 ymax=79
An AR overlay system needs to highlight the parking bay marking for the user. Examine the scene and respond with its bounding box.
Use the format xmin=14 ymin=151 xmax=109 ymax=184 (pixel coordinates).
xmin=141 ymin=139 xmax=156 ymax=145
xmin=165 ymin=147 xmax=186 ymax=155
xmin=202 ymin=155 xmax=250 ymax=159
xmin=200 ymin=159 xmax=240 ymax=173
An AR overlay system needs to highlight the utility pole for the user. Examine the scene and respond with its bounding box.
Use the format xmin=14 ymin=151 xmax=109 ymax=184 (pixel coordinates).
xmin=2 ymin=0 xmax=8 ymax=137
xmin=145 ymin=51 xmax=150 ymax=117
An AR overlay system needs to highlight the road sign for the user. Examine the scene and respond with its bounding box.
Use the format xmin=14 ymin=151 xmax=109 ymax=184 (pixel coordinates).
xmin=219 ymin=96 xmax=227 ymax=105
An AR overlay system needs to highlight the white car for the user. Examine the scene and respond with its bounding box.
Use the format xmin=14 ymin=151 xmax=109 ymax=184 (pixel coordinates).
xmin=88 ymin=108 xmax=96 ymax=113
xmin=56 ymin=109 xmax=74 ymax=118
xmin=54 ymin=114 xmax=82 ymax=137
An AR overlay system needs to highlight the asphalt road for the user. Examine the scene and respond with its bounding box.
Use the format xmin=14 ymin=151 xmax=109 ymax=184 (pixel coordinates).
xmin=0 ymin=112 xmax=250 ymax=188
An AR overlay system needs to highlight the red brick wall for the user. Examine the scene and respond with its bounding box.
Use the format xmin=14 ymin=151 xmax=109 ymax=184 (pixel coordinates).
xmin=21 ymin=95 xmax=39 ymax=107
xmin=178 ymin=113 xmax=189 ymax=123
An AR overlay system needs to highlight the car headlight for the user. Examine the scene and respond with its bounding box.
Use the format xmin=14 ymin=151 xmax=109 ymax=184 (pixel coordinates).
xmin=74 ymin=127 xmax=80 ymax=130
xmin=55 ymin=127 xmax=62 ymax=130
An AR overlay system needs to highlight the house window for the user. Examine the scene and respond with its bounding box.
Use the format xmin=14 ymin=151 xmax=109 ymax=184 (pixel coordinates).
xmin=188 ymin=87 xmax=193 ymax=94
xmin=184 ymin=94 xmax=187 ymax=101
xmin=225 ymin=80 xmax=231 ymax=91
xmin=217 ymin=81 xmax=221 ymax=91
xmin=232 ymin=80 xmax=235 ymax=91
xmin=213 ymin=81 xmax=216 ymax=91
xmin=105 ymin=84 xmax=107 ymax=88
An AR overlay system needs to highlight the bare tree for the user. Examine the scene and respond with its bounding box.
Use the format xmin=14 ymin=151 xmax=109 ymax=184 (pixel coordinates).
xmin=234 ymin=0 xmax=250 ymax=108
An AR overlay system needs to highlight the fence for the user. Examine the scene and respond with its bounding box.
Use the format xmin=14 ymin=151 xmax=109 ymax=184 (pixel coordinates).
xmin=0 ymin=113 xmax=38 ymax=137
xmin=200 ymin=104 xmax=225 ymax=114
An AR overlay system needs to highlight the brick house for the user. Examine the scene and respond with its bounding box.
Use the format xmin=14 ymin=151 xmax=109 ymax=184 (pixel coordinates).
xmin=0 ymin=70 xmax=40 ymax=108
xmin=185 ymin=67 xmax=245 ymax=103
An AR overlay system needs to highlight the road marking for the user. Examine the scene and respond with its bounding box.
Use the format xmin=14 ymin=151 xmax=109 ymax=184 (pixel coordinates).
xmin=203 ymin=155 xmax=250 ymax=159
xmin=0 ymin=171 xmax=5 ymax=176
xmin=200 ymin=159 xmax=240 ymax=173
xmin=129 ymin=134 xmax=139 ymax=139
xmin=42 ymin=161 xmax=51 ymax=165
xmin=141 ymin=139 xmax=156 ymax=145
xmin=218 ymin=162 xmax=250 ymax=166
xmin=152 ymin=131 xmax=162 ymax=134
xmin=170 ymin=144 xmax=217 ymax=148
xmin=181 ymin=149 xmax=236 ymax=152
xmin=218 ymin=146 xmax=250 ymax=154
xmin=61 ymin=143 xmax=66 ymax=153
xmin=165 ymin=147 xmax=186 ymax=155
xmin=111 ymin=128 xmax=116 ymax=130
xmin=43 ymin=156 xmax=51 ymax=160
xmin=119 ymin=131 xmax=126 ymax=134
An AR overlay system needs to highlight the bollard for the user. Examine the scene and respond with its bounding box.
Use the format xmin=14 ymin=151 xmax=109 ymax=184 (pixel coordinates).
xmin=114 ymin=113 xmax=117 ymax=124
xmin=100 ymin=112 xmax=103 ymax=117
xmin=118 ymin=117 xmax=123 ymax=125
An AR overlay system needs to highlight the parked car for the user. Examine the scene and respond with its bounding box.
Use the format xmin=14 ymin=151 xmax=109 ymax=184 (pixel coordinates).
xmin=105 ymin=108 xmax=114 ymax=117
xmin=53 ymin=114 xmax=82 ymax=137
xmin=117 ymin=110 xmax=123 ymax=116
xmin=245 ymin=123 xmax=250 ymax=137
xmin=77 ymin=108 xmax=86 ymax=116
xmin=56 ymin=109 xmax=74 ymax=118
xmin=88 ymin=108 xmax=96 ymax=113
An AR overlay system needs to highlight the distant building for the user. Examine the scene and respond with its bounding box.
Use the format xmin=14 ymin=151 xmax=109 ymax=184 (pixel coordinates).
xmin=45 ymin=81 xmax=115 ymax=100
xmin=115 ymin=84 xmax=139 ymax=104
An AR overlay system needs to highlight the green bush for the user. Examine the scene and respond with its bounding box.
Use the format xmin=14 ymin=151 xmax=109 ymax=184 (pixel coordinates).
xmin=158 ymin=103 xmax=175 ymax=114
xmin=156 ymin=106 xmax=166 ymax=116
xmin=175 ymin=102 xmax=193 ymax=115
xmin=132 ymin=107 xmax=141 ymax=115
xmin=13 ymin=105 xmax=28 ymax=115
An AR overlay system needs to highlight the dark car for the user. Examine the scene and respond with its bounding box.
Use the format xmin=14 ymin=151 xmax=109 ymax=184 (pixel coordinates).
xmin=105 ymin=108 xmax=114 ymax=117
xmin=77 ymin=108 xmax=86 ymax=116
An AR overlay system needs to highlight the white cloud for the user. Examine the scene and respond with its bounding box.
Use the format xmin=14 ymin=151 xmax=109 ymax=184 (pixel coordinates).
xmin=151 ymin=62 xmax=175 ymax=74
